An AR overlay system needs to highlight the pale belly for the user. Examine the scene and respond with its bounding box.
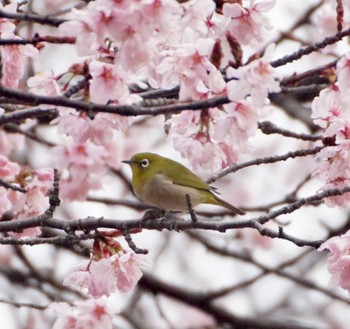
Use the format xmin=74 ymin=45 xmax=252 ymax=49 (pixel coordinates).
xmin=136 ymin=174 xmax=203 ymax=211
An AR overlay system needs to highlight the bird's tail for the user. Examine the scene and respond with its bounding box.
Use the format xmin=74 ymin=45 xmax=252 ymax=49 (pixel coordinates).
xmin=209 ymin=194 xmax=245 ymax=215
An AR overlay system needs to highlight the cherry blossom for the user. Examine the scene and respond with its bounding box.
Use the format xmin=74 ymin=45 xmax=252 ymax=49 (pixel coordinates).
xmin=57 ymin=110 xmax=130 ymax=144
xmin=50 ymin=142 xmax=109 ymax=201
xmin=213 ymin=100 xmax=260 ymax=151
xmin=311 ymin=85 xmax=341 ymax=130
xmin=64 ymin=250 xmax=150 ymax=297
xmin=59 ymin=0 xmax=182 ymax=70
xmin=150 ymin=37 xmax=223 ymax=100
xmin=89 ymin=61 xmax=138 ymax=105
xmin=223 ymin=0 xmax=276 ymax=46
xmin=7 ymin=168 xmax=53 ymax=234
xmin=27 ymin=71 xmax=62 ymax=96
xmin=226 ymin=43 xmax=281 ymax=106
xmin=50 ymin=298 xmax=118 ymax=329
xmin=0 ymin=155 xmax=20 ymax=178
xmin=311 ymin=53 xmax=350 ymax=207
xmin=59 ymin=5 xmax=100 ymax=56
xmin=336 ymin=53 xmax=350 ymax=100
xmin=0 ymin=163 xmax=53 ymax=237
xmin=319 ymin=230 xmax=350 ymax=296
xmin=0 ymin=33 xmax=38 ymax=88
xmin=168 ymin=104 xmax=252 ymax=173
xmin=180 ymin=0 xmax=215 ymax=37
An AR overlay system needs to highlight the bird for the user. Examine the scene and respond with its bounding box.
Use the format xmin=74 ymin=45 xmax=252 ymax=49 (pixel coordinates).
xmin=122 ymin=152 xmax=245 ymax=215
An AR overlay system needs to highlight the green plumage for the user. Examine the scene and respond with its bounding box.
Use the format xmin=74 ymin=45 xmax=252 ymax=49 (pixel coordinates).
xmin=123 ymin=152 xmax=244 ymax=215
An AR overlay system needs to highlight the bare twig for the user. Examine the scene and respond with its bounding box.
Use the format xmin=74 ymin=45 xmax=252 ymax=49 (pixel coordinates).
xmin=258 ymin=121 xmax=321 ymax=141
xmin=207 ymin=146 xmax=324 ymax=183
xmin=271 ymin=27 xmax=350 ymax=68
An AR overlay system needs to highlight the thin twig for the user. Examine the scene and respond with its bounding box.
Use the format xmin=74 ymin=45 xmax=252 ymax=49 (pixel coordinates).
xmin=271 ymin=27 xmax=350 ymax=68
xmin=207 ymin=146 xmax=324 ymax=183
xmin=0 ymin=178 xmax=27 ymax=193
xmin=258 ymin=121 xmax=321 ymax=141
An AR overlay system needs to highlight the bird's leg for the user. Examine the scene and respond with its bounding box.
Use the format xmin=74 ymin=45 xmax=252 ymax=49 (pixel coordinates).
xmin=185 ymin=194 xmax=198 ymax=222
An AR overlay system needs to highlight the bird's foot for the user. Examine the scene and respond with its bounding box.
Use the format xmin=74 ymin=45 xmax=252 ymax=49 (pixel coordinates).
xmin=160 ymin=211 xmax=183 ymax=232
xmin=142 ymin=208 xmax=166 ymax=220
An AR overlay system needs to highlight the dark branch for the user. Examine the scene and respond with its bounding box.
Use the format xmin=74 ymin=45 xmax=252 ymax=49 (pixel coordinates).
xmin=0 ymin=10 xmax=66 ymax=26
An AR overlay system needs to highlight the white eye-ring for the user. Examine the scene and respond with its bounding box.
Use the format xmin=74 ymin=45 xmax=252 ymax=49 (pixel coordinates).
xmin=140 ymin=159 xmax=149 ymax=168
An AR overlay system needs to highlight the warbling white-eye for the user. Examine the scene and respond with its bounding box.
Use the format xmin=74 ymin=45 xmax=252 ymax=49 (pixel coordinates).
xmin=122 ymin=153 xmax=245 ymax=215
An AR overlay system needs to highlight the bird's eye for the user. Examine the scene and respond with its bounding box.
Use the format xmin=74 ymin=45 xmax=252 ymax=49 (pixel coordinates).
xmin=140 ymin=159 xmax=149 ymax=168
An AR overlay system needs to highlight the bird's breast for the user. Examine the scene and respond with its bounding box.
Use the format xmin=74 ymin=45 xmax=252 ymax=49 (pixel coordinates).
xmin=136 ymin=174 xmax=203 ymax=211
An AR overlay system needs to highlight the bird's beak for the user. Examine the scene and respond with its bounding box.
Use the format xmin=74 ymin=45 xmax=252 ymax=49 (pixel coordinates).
xmin=122 ymin=160 xmax=134 ymax=165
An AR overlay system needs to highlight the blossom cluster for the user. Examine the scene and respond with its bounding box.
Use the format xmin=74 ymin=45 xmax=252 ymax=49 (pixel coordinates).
xmin=27 ymin=69 xmax=131 ymax=201
xmin=25 ymin=0 xmax=280 ymax=188
xmin=311 ymin=53 xmax=350 ymax=207
xmin=0 ymin=2 xmax=38 ymax=88
xmin=0 ymin=155 xmax=53 ymax=237
xmin=0 ymin=1 xmax=280 ymax=324
xmin=52 ymin=235 xmax=149 ymax=328
xmin=313 ymin=53 xmax=350 ymax=298
xmin=50 ymin=298 xmax=119 ymax=329
xmin=319 ymin=230 xmax=350 ymax=298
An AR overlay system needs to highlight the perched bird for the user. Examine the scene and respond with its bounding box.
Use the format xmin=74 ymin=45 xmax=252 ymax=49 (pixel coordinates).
xmin=122 ymin=152 xmax=245 ymax=215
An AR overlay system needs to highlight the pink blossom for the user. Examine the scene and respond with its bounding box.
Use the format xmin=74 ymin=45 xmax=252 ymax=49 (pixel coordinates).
xmin=168 ymin=111 xmax=225 ymax=172
xmin=223 ymin=0 xmax=276 ymax=46
xmin=169 ymin=100 xmax=261 ymax=173
xmin=50 ymin=142 xmax=108 ymax=201
xmin=59 ymin=7 xmax=100 ymax=56
xmin=52 ymin=104 xmax=129 ymax=201
xmin=311 ymin=53 xmax=350 ymax=207
xmin=27 ymin=71 xmax=61 ymax=96
xmin=314 ymin=145 xmax=350 ymax=183
xmin=337 ymin=53 xmax=350 ymax=101
xmin=150 ymin=37 xmax=222 ymax=100
xmin=213 ymin=101 xmax=259 ymax=147
xmin=173 ymin=135 xmax=228 ymax=173
xmin=141 ymin=0 xmax=183 ymax=34
xmin=319 ymin=230 xmax=350 ymax=295
xmin=311 ymin=86 xmax=341 ymax=130
xmin=0 ymin=156 xmax=20 ymax=178
xmin=0 ymin=167 xmax=53 ymax=237
xmin=114 ymin=251 xmax=150 ymax=292
xmin=57 ymin=110 xmax=130 ymax=144
xmin=181 ymin=0 xmax=215 ymax=36
xmin=89 ymin=61 xmax=136 ymax=104
xmin=6 ymin=168 xmax=53 ymax=236
xmin=226 ymin=43 xmax=281 ymax=106
xmin=64 ymin=251 xmax=150 ymax=297
xmin=0 ymin=33 xmax=38 ymax=88
xmin=59 ymin=0 xmax=182 ymax=71
xmin=321 ymin=179 xmax=350 ymax=207
xmin=312 ymin=143 xmax=350 ymax=208
xmin=50 ymin=298 xmax=118 ymax=329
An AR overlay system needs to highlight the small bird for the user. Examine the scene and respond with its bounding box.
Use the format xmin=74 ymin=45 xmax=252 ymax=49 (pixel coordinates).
xmin=122 ymin=152 xmax=245 ymax=215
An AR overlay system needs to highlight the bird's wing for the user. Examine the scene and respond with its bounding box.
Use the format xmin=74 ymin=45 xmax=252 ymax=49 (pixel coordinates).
xmin=160 ymin=159 xmax=215 ymax=192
